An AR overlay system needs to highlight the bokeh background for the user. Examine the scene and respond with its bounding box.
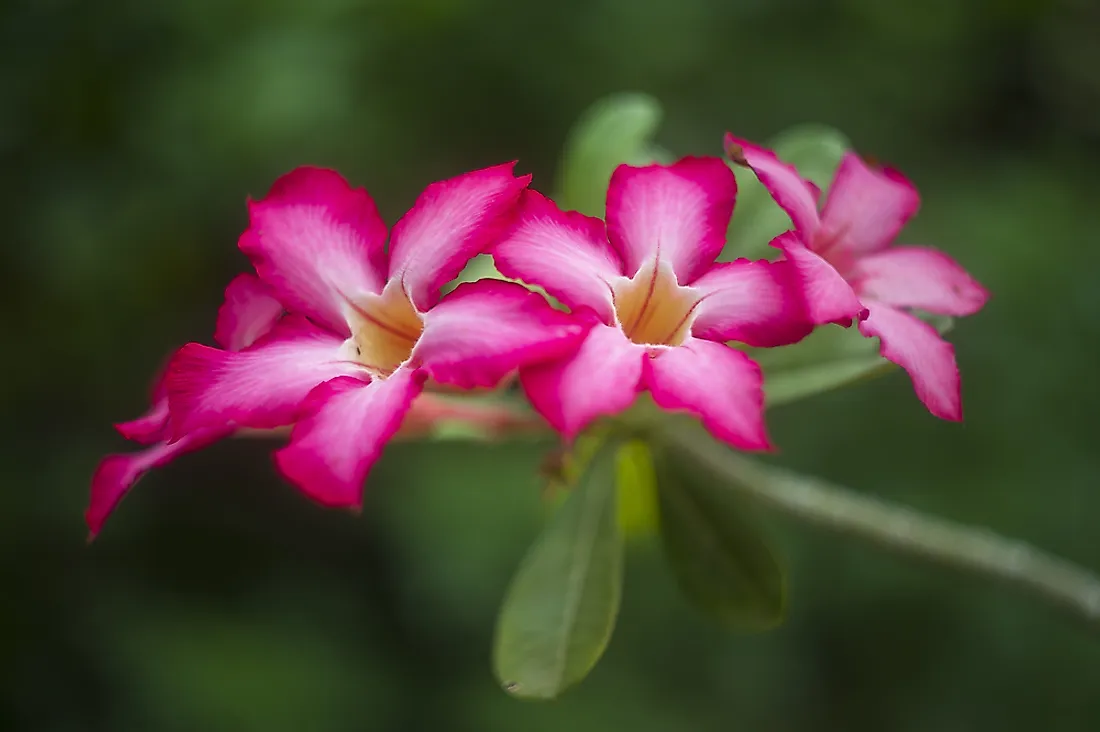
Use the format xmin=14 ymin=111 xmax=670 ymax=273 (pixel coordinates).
xmin=4 ymin=0 xmax=1100 ymax=729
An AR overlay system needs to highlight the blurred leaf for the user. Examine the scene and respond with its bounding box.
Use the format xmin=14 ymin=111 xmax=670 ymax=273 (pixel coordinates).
xmin=615 ymin=439 xmax=660 ymax=538
xmin=637 ymin=143 xmax=676 ymax=165
xmin=724 ymin=124 xmax=850 ymax=261
xmin=754 ymin=313 xmax=955 ymax=408
xmin=655 ymin=444 xmax=786 ymax=630
xmin=768 ymin=124 xmax=852 ymax=193
xmin=448 ymin=253 xmax=505 ymax=290
xmin=494 ymin=439 xmax=624 ymax=700
xmin=557 ymin=93 xmax=663 ymax=216
xmin=447 ymin=253 xmax=565 ymax=310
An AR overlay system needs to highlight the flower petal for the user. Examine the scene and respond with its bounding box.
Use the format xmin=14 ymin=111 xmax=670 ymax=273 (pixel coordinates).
xmin=724 ymin=134 xmax=822 ymax=237
xmin=858 ymin=303 xmax=962 ymax=421
xmin=415 ymin=279 xmax=590 ymax=389
xmin=239 ymin=167 xmax=388 ymax=335
xmin=273 ymin=370 xmax=425 ymax=507
xmin=850 ymin=246 xmax=989 ymax=317
xmin=519 ymin=323 xmax=644 ymax=439
xmin=214 ymin=273 xmax=286 ymax=351
xmin=115 ymin=389 xmax=170 ymax=444
xmin=645 ymin=338 xmax=770 ymax=451
xmin=118 ymin=277 xmax=282 ymax=446
xmin=818 ymin=152 xmax=920 ymax=256
xmin=166 ymin=316 xmax=363 ymax=436
xmin=606 ymin=156 xmax=736 ymax=284
xmin=492 ymin=189 xmax=621 ymax=320
xmin=690 ymin=258 xmax=813 ymax=347
xmin=87 ymin=429 xmax=227 ymax=537
xmin=772 ymin=231 xmax=866 ymax=326
xmin=388 ymin=163 xmax=530 ymax=311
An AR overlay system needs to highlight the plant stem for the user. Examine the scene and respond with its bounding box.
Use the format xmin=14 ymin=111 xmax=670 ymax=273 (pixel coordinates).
xmin=659 ymin=426 xmax=1100 ymax=631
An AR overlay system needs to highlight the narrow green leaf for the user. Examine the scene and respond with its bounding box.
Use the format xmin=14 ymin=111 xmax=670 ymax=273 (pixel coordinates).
xmin=493 ymin=440 xmax=624 ymax=699
xmin=557 ymin=93 xmax=663 ymax=216
xmin=723 ymin=124 xmax=850 ymax=261
xmin=655 ymin=446 xmax=786 ymax=630
xmin=754 ymin=313 xmax=955 ymax=408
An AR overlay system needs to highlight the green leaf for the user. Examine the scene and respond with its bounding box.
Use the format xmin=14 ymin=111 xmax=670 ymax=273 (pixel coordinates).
xmin=615 ymin=439 xmax=660 ymax=538
xmin=493 ymin=439 xmax=624 ymax=699
xmin=654 ymin=444 xmax=786 ymax=630
xmin=557 ymin=93 xmax=663 ymax=216
xmin=723 ymin=124 xmax=850 ymax=261
xmin=446 ymin=253 xmax=503 ymax=291
xmin=753 ymin=313 xmax=955 ymax=408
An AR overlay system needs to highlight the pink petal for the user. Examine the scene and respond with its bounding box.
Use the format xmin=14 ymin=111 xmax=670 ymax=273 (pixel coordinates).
xmin=772 ymin=231 xmax=866 ymax=326
xmin=387 ymin=163 xmax=530 ymax=311
xmin=858 ymin=303 xmax=962 ymax=421
xmin=605 ymin=156 xmax=736 ymax=285
xmin=492 ymin=189 xmax=622 ymax=321
xmin=415 ymin=279 xmax=591 ymax=389
xmin=519 ymin=323 xmax=645 ymax=439
xmin=645 ymin=338 xmax=770 ymax=451
xmin=724 ymin=134 xmax=822 ymax=237
xmin=273 ymin=370 xmax=426 ymax=508
xmin=214 ymin=273 xmax=286 ymax=351
xmin=850 ymin=246 xmax=989 ymax=317
xmin=116 ymin=277 xmax=282 ymax=446
xmin=818 ymin=152 xmax=920 ymax=257
xmin=87 ymin=429 xmax=227 ymax=537
xmin=240 ymin=167 xmax=388 ymax=335
xmin=115 ymin=391 xmax=170 ymax=444
xmin=166 ymin=315 xmax=364 ymax=436
xmin=689 ymin=258 xmax=813 ymax=347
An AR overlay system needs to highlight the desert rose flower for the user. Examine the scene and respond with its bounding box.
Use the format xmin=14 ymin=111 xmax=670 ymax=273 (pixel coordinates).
xmin=164 ymin=164 xmax=585 ymax=508
xmin=492 ymin=156 xmax=812 ymax=449
xmin=726 ymin=135 xmax=988 ymax=420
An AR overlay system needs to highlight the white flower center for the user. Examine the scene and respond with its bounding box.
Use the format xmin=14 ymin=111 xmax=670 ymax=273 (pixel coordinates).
xmin=612 ymin=259 xmax=699 ymax=347
xmin=345 ymin=282 xmax=424 ymax=378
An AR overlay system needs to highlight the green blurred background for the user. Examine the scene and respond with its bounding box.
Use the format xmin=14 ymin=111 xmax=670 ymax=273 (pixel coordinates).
xmin=4 ymin=0 xmax=1100 ymax=729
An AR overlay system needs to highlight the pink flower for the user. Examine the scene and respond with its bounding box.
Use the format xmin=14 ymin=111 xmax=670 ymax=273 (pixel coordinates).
xmin=164 ymin=164 xmax=585 ymax=508
xmin=492 ymin=156 xmax=812 ymax=449
xmin=725 ymin=135 xmax=989 ymax=420
xmin=87 ymin=273 xmax=285 ymax=537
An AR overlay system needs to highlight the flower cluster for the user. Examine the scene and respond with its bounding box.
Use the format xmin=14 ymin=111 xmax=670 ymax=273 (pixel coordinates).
xmin=89 ymin=139 xmax=987 ymax=536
